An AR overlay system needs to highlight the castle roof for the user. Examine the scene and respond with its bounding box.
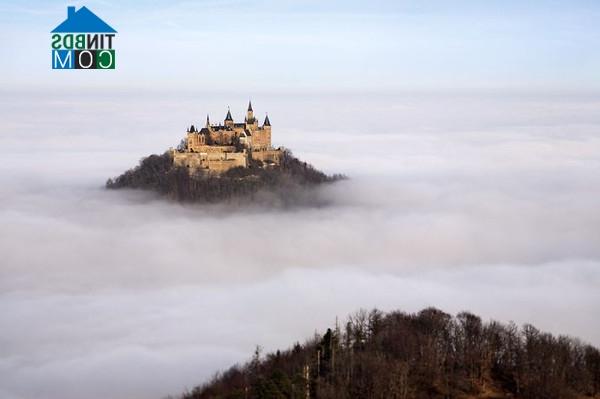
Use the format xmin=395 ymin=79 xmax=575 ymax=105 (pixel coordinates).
xmin=263 ymin=114 xmax=271 ymax=126
xmin=225 ymin=108 xmax=233 ymax=121
xmin=247 ymin=101 xmax=253 ymax=112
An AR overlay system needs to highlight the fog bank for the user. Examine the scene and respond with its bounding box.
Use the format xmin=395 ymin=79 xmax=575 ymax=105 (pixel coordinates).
xmin=1 ymin=91 xmax=599 ymax=399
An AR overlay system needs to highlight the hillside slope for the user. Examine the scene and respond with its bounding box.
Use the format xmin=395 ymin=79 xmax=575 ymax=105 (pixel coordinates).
xmin=106 ymin=150 xmax=343 ymax=203
xmin=182 ymin=307 xmax=600 ymax=399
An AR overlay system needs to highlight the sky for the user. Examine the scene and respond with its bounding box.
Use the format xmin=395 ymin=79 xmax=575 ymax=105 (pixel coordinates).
xmin=0 ymin=0 xmax=599 ymax=91
xmin=1 ymin=1 xmax=600 ymax=399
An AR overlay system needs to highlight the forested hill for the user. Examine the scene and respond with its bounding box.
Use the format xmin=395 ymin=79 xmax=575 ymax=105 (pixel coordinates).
xmin=181 ymin=307 xmax=600 ymax=399
xmin=106 ymin=151 xmax=343 ymax=203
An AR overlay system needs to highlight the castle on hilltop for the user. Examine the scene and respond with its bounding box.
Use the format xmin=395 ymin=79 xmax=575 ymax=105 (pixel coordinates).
xmin=172 ymin=101 xmax=283 ymax=173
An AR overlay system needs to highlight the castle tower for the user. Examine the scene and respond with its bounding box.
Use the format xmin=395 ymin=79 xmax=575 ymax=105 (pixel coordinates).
xmin=246 ymin=100 xmax=258 ymax=130
xmin=246 ymin=100 xmax=254 ymax=122
xmin=186 ymin=124 xmax=197 ymax=151
xmin=224 ymin=107 xmax=234 ymax=128
xmin=261 ymin=114 xmax=272 ymax=148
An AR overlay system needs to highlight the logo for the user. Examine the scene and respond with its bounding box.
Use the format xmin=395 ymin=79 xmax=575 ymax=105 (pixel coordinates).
xmin=51 ymin=6 xmax=117 ymax=70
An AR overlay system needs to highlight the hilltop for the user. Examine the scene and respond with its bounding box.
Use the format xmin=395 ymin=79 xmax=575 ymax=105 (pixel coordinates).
xmin=106 ymin=102 xmax=343 ymax=203
xmin=181 ymin=307 xmax=600 ymax=399
xmin=106 ymin=150 xmax=342 ymax=203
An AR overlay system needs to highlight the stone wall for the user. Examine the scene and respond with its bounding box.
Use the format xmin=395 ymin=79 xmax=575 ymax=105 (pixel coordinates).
xmin=172 ymin=150 xmax=248 ymax=173
xmin=252 ymin=148 xmax=283 ymax=165
xmin=190 ymin=145 xmax=236 ymax=153
xmin=187 ymin=132 xmax=206 ymax=151
xmin=251 ymin=127 xmax=271 ymax=150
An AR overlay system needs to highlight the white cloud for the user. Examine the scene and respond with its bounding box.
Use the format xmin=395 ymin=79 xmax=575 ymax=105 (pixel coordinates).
xmin=1 ymin=90 xmax=599 ymax=399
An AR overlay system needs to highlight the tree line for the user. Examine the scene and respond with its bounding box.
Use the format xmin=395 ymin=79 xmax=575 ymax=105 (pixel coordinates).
xmin=181 ymin=307 xmax=600 ymax=399
xmin=105 ymin=150 xmax=344 ymax=203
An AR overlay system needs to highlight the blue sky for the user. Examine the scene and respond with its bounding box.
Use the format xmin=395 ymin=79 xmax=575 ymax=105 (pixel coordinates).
xmin=0 ymin=0 xmax=599 ymax=91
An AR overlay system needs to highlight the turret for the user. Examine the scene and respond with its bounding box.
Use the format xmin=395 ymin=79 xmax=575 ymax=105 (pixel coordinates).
xmin=257 ymin=114 xmax=272 ymax=149
xmin=186 ymin=124 xmax=197 ymax=152
xmin=205 ymin=114 xmax=210 ymax=128
xmin=246 ymin=100 xmax=254 ymax=123
xmin=224 ymin=107 xmax=234 ymax=128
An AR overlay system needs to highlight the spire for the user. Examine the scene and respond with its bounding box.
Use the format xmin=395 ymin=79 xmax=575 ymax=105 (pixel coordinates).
xmin=246 ymin=100 xmax=255 ymax=124
xmin=206 ymin=114 xmax=210 ymax=127
xmin=189 ymin=124 xmax=196 ymax=132
xmin=263 ymin=114 xmax=271 ymax=126
xmin=225 ymin=107 xmax=233 ymax=121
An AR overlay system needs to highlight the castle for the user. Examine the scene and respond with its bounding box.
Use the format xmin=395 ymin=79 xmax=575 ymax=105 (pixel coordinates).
xmin=172 ymin=101 xmax=283 ymax=173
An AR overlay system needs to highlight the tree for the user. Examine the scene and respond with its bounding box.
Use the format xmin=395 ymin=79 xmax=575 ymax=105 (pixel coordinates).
xmin=180 ymin=307 xmax=600 ymax=399
xmin=176 ymin=138 xmax=188 ymax=151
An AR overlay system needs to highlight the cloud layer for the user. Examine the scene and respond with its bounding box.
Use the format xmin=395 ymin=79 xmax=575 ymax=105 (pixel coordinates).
xmin=1 ymin=90 xmax=599 ymax=399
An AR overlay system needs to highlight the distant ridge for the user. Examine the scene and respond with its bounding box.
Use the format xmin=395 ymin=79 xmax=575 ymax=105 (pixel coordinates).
xmin=181 ymin=307 xmax=600 ymax=399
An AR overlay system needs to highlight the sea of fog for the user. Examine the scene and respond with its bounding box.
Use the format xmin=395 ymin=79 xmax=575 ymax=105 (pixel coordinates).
xmin=1 ymin=90 xmax=600 ymax=399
